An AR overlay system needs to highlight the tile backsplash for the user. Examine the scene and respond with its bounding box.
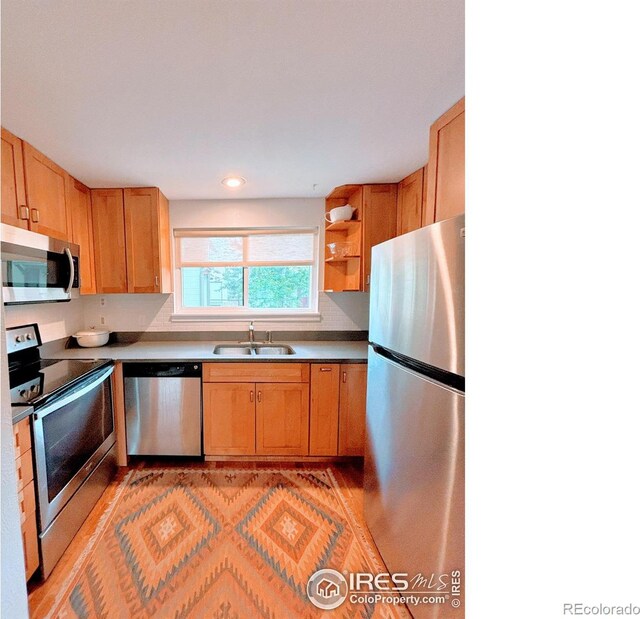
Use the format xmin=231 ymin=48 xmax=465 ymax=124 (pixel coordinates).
xmin=81 ymin=292 xmax=369 ymax=333
xmin=4 ymin=298 xmax=85 ymax=343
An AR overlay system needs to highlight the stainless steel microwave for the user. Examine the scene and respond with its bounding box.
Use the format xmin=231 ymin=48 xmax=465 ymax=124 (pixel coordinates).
xmin=1 ymin=224 xmax=80 ymax=304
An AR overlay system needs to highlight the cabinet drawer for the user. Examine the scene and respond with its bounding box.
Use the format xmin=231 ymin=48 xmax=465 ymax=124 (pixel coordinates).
xmin=18 ymin=480 xmax=37 ymax=524
xmin=15 ymin=448 xmax=34 ymax=492
xmin=13 ymin=417 xmax=31 ymax=459
xmin=203 ymin=363 xmax=310 ymax=383
xmin=21 ymin=511 xmax=39 ymax=580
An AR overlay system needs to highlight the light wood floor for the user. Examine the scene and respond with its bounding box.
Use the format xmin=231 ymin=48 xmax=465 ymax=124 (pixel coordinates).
xmin=27 ymin=458 xmax=366 ymax=618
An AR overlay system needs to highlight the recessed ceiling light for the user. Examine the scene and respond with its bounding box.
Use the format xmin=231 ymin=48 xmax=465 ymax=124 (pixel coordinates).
xmin=221 ymin=176 xmax=246 ymax=188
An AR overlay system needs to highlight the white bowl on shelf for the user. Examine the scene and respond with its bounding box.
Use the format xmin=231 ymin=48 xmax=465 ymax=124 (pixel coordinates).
xmin=73 ymin=328 xmax=110 ymax=348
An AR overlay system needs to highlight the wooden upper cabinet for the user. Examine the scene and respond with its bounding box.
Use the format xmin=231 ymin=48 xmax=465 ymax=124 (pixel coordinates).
xmin=362 ymin=183 xmax=397 ymax=292
xmin=66 ymin=176 xmax=96 ymax=294
xmin=338 ymin=364 xmax=367 ymax=456
xmin=424 ymin=97 xmax=465 ymax=225
xmin=309 ymin=364 xmax=340 ymax=456
xmin=124 ymin=187 xmax=172 ymax=293
xmin=91 ymin=189 xmax=128 ymax=293
xmin=1 ymin=128 xmax=28 ymax=228
xmin=397 ymin=166 xmax=425 ymax=236
xmin=323 ymin=183 xmax=397 ymax=293
xmin=22 ymin=141 xmax=70 ymax=240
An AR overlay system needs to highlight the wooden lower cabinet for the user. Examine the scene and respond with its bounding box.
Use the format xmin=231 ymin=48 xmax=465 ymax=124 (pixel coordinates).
xmin=203 ymin=383 xmax=256 ymax=455
xmin=309 ymin=365 xmax=340 ymax=456
xmin=338 ymin=364 xmax=368 ymax=456
xmin=256 ymin=383 xmax=310 ymax=456
xmin=13 ymin=417 xmax=39 ymax=580
xmin=202 ymin=362 xmax=365 ymax=459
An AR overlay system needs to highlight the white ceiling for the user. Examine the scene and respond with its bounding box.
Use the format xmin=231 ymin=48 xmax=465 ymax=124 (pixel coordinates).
xmin=1 ymin=0 xmax=464 ymax=200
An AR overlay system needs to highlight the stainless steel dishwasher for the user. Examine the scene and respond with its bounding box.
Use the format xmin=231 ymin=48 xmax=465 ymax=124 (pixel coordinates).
xmin=124 ymin=363 xmax=202 ymax=456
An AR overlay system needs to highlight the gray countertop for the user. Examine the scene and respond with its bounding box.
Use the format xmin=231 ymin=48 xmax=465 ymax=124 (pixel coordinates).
xmin=12 ymin=405 xmax=34 ymax=425
xmin=45 ymin=340 xmax=369 ymax=363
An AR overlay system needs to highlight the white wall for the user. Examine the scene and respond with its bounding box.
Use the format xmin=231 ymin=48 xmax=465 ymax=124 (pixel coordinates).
xmin=81 ymin=198 xmax=370 ymax=333
xmin=1 ymin=299 xmax=30 ymax=618
xmin=4 ymin=297 xmax=85 ymax=343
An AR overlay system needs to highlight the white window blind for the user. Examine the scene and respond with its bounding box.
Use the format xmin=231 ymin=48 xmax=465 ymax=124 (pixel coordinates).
xmin=174 ymin=228 xmax=319 ymax=317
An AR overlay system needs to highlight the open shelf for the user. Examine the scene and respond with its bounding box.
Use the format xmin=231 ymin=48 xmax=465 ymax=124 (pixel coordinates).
xmin=325 ymin=220 xmax=360 ymax=232
xmin=325 ymin=255 xmax=360 ymax=263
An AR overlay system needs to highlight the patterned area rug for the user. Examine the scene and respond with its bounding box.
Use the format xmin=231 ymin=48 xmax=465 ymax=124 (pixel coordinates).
xmin=42 ymin=468 xmax=407 ymax=618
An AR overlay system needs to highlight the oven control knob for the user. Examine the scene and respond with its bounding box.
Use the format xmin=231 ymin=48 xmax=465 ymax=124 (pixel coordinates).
xmin=19 ymin=390 xmax=27 ymax=399
xmin=15 ymin=335 xmax=25 ymax=343
xmin=26 ymin=333 xmax=33 ymax=341
xmin=29 ymin=385 xmax=39 ymax=394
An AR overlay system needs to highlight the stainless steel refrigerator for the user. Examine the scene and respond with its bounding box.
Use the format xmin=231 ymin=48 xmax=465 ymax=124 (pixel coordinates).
xmin=364 ymin=214 xmax=465 ymax=619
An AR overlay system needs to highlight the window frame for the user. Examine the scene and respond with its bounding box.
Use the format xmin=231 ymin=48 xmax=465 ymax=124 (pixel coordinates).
xmin=172 ymin=227 xmax=320 ymax=321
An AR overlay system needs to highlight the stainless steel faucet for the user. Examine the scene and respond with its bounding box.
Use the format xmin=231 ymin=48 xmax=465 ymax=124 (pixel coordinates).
xmin=248 ymin=321 xmax=255 ymax=343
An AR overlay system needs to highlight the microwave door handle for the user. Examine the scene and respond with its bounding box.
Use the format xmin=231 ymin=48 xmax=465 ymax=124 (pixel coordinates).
xmin=64 ymin=248 xmax=75 ymax=293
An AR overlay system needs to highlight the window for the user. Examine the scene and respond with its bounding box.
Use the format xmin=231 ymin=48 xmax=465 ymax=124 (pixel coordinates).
xmin=174 ymin=228 xmax=318 ymax=318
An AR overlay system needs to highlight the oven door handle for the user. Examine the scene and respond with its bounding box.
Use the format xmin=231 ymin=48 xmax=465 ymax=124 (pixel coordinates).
xmin=64 ymin=247 xmax=75 ymax=293
xmin=33 ymin=365 xmax=114 ymax=420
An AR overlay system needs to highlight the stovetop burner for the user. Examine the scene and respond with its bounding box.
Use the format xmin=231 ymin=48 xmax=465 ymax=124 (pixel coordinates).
xmin=6 ymin=323 xmax=112 ymax=408
xmin=9 ymin=358 xmax=112 ymax=407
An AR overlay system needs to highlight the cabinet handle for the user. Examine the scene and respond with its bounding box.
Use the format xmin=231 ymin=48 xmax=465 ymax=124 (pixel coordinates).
xmin=342 ymin=371 xmax=347 ymax=383
xmin=320 ymin=367 xmax=332 ymax=372
xmin=19 ymin=206 xmax=30 ymax=220
xmin=31 ymin=209 xmax=40 ymax=223
xmin=250 ymin=390 xmax=254 ymax=402
xmin=17 ymin=465 xmax=22 ymax=481
xmin=366 ymin=274 xmax=370 ymax=285
xmin=257 ymin=391 xmax=262 ymax=402
xmin=155 ymin=275 xmax=159 ymax=287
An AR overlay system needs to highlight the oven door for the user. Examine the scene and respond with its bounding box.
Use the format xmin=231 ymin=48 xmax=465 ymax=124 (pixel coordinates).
xmin=32 ymin=364 xmax=115 ymax=530
xmin=1 ymin=224 xmax=79 ymax=304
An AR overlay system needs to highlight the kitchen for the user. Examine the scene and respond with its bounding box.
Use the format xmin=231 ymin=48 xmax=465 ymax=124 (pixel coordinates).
xmin=1 ymin=2 xmax=464 ymax=618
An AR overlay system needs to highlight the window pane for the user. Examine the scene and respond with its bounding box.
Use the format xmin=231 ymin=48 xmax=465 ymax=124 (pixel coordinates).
xmin=181 ymin=267 xmax=243 ymax=307
xmin=248 ymin=266 xmax=311 ymax=308
xmin=247 ymin=234 xmax=314 ymax=262
xmin=180 ymin=237 xmax=243 ymax=263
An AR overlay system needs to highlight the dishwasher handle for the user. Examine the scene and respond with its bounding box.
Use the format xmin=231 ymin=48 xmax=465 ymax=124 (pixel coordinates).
xmin=123 ymin=363 xmax=201 ymax=378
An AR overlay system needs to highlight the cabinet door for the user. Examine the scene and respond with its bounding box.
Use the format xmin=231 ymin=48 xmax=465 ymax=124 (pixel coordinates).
xmin=91 ymin=189 xmax=128 ymax=293
xmin=21 ymin=511 xmax=39 ymax=580
xmin=424 ymin=97 xmax=465 ymax=225
xmin=397 ymin=167 xmax=424 ymax=236
xmin=256 ymin=383 xmax=310 ymax=456
xmin=1 ymin=128 xmax=28 ymax=228
xmin=203 ymin=383 xmax=256 ymax=455
xmin=309 ymin=365 xmax=340 ymax=456
xmin=66 ymin=176 xmax=96 ymax=294
xmin=362 ymin=184 xmax=397 ymax=292
xmin=124 ymin=187 xmax=171 ymax=293
xmin=22 ymin=141 xmax=70 ymax=240
xmin=338 ymin=364 xmax=367 ymax=456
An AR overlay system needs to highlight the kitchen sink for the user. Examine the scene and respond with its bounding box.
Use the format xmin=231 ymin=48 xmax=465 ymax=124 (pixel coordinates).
xmin=212 ymin=344 xmax=295 ymax=356
xmin=253 ymin=345 xmax=295 ymax=355
xmin=212 ymin=345 xmax=253 ymax=355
